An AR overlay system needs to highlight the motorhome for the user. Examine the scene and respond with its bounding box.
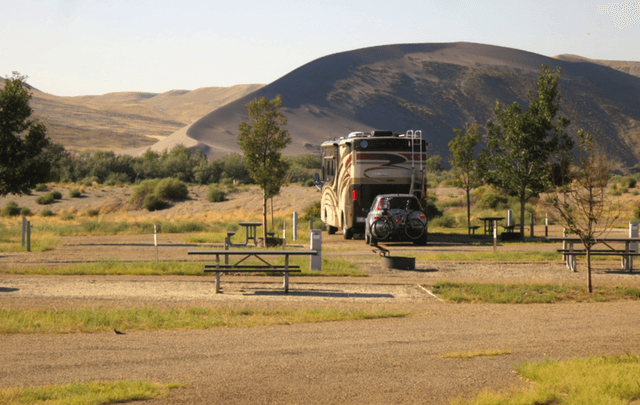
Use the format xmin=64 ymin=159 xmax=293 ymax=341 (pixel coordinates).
xmin=314 ymin=130 xmax=427 ymax=239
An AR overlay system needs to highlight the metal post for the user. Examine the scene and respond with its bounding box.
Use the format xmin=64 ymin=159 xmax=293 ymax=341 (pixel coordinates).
xmin=282 ymin=221 xmax=286 ymax=250
xmin=493 ymin=220 xmax=497 ymax=254
xmin=154 ymin=224 xmax=158 ymax=262
xmin=26 ymin=221 xmax=31 ymax=252
xmin=293 ymin=212 xmax=298 ymax=241
xmin=545 ymin=213 xmax=548 ymax=238
xmin=224 ymin=234 xmax=230 ymax=265
xmin=629 ymin=222 xmax=638 ymax=271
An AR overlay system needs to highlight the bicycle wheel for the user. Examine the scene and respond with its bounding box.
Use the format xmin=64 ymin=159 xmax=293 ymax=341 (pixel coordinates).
xmin=404 ymin=215 xmax=425 ymax=240
xmin=371 ymin=217 xmax=394 ymax=240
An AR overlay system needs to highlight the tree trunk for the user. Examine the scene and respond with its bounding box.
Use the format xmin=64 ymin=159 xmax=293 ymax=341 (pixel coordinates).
xmin=466 ymin=185 xmax=471 ymax=228
xmin=587 ymin=247 xmax=593 ymax=293
xmin=262 ymin=193 xmax=268 ymax=246
xmin=520 ymin=195 xmax=526 ymax=241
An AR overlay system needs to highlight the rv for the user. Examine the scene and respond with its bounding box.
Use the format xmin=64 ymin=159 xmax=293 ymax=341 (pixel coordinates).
xmin=314 ymin=130 xmax=427 ymax=239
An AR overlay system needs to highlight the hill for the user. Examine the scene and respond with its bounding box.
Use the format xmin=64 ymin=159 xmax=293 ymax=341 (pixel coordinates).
xmin=142 ymin=42 xmax=640 ymax=170
xmin=0 ymin=78 xmax=263 ymax=152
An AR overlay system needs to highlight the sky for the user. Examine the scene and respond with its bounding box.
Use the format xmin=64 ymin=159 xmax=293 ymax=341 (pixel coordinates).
xmin=2 ymin=0 xmax=639 ymax=97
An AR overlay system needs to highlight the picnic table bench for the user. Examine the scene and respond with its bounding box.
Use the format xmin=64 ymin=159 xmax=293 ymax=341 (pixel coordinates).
xmin=547 ymin=237 xmax=640 ymax=272
xmin=188 ymin=249 xmax=318 ymax=293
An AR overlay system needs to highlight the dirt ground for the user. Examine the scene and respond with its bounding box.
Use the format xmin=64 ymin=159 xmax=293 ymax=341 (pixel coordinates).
xmin=2 ymin=229 xmax=640 ymax=404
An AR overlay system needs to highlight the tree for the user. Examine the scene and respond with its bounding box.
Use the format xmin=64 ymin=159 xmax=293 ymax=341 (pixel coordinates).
xmin=547 ymin=130 xmax=618 ymax=293
xmin=237 ymin=95 xmax=291 ymax=244
xmin=0 ymin=72 xmax=51 ymax=196
xmin=482 ymin=65 xmax=574 ymax=239
xmin=449 ymin=123 xmax=484 ymax=230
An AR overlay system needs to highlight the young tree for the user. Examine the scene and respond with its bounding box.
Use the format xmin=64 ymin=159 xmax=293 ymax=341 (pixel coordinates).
xmin=482 ymin=65 xmax=574 ymax=239
xmin=449 ymin=123 xmax=483 ymax=231
xmin=0 ymin=72 xmax=51 ymax=196
xmin=547 ymin=130 xmax=618 ymax=293
xmin=237 ymin=95 xmax=291 ymax=244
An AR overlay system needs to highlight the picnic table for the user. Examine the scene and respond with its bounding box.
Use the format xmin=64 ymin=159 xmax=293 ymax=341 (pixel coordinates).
xmin=238 ymin=221 xmax=262 ymax=246
xmin=477 ymin=217 xmax=505 ymax=236
xmin=547 ymin=236 xmax=640 ymax=272
xmin=188 ymin=249 xmax=318 ymax=293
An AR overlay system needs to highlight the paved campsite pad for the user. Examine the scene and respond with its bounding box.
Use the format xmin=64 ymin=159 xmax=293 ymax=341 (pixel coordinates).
xmin=2 ymin=233 xmax=640 ymax=404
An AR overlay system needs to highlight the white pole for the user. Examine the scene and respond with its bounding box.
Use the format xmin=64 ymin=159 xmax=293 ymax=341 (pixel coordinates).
xmin=154 ymin=224 xmax=158 ymax=262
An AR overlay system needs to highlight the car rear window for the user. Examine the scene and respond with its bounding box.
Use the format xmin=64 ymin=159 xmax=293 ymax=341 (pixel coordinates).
xmin=383 ymin=197 xmax=421 ymax=210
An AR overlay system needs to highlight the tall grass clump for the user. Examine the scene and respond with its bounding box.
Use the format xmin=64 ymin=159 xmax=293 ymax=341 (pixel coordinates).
xmin=69 ymin=188 xmax=81 ymax=198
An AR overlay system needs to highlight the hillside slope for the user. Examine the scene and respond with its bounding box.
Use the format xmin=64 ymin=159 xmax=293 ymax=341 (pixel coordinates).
xmin=0 ymin=79 xmax=263 ymax=152
xmin=148 ymin=42 xmax=640 ymax=169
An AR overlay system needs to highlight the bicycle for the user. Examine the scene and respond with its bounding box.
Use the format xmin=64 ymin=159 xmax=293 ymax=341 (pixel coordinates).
xmin=370 ymin=200 xmax=426 ymax=242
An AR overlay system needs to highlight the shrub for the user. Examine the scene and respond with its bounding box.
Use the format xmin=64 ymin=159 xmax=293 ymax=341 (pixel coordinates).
xmin=305 ymin=179 xmax=314 ymax=187
xmin=208 ymin=186 xmax=225 ymax=203
xmin=60 ymin=212 xmax=74 ymax=220
xmin=301 ymin=201 xmax=320 ymax=221
xmin=2 ymin=201 xmax=20 ymax=217
xmin=634 ymin=204 xmax=640 ymax=221
xmin=129 ymin=179 xmax=159 ymax=208
xmin=35 ymin=193 xmax=55 ymax=205
xmin=35 ymin=183 xmax=48 ymax=192
xmin=81 ymin=176 xmax=99 ymax=187
xmin=51 ymin=190 xmax=62 ymax=199
xmin=40 ymin=209 xmax=54 ymax=217
xmin=20 ymin=207 xmax=32 ymax=216
xmin=431 ymin=212 xmax=457 ymax=228
xmin=86 ymin=209 xmax=99 ymax=217
xmin=628 ymin=178 xmax=637 ymax=188
xmin=69 ymin=188 xmax=82 ymax=198
xmin=105 ymin=172 xmax=130 ymax=186
xmin=143 ymin=194 xmax=165 ymax=211
xmin=154 ymin=178 xmax=188 ymax=200
xmin=477 ymin=189 xmax=509 ymax=209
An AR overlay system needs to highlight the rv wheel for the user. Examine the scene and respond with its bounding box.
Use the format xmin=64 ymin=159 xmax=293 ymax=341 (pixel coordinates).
xmin=342 ymin=226 xmax=353 ymax=240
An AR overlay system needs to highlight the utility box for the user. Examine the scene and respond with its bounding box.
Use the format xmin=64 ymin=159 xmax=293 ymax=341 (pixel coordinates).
xmin=310 ymin=229 xmax=322 ymax=271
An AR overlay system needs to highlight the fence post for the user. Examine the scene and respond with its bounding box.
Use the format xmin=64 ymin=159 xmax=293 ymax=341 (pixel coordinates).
xmin=22 ymin=216 xmax=27 ymax=247
xmin=26 ymin=221 xmax=31 ymax=252
xmin=493 ymin=220 xmax=497 ymax=254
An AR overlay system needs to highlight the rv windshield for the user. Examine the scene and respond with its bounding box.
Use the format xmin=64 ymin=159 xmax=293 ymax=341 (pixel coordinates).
xmin=355 ymin=138 xmax=423 ymax=152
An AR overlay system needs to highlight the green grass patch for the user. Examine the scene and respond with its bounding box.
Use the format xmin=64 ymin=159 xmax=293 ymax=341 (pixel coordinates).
xmin=450 ymin=353 xmax=640 ymax=405
xmin=431 ymin=282 xmax=640 ymax=303
xmin=0 ymin=380 xmax=181 ymax=404
xmin=0 ymin=307 xmax=409 ymax=334
xmin=0 ymin=257 xmax=367 ymax=277
xmin=440 ymin=349 xmax=512 ymax=359
xmin=416 ymin=250 xmax=561 ymax=262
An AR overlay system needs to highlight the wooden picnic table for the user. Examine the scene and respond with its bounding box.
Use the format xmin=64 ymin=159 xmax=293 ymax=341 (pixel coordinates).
xmin=188 ymin=249 xmax=318 ymax=293
xmin=547 ymin=236 xmax=640 ymax=272
xmin=238 ymin=222 xmax=262 ymax=246
xmin=477 ymin=217 xmax=505 ymax=236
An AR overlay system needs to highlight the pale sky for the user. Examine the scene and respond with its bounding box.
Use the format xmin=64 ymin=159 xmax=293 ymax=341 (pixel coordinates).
xmin=2 ymin=0 xmax=639 ymax=97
